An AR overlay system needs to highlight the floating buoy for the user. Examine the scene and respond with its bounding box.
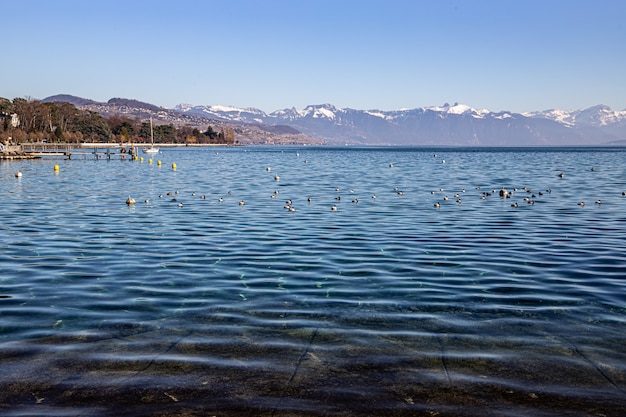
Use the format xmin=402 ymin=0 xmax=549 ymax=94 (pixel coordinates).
xmin=274 ymin=175 xmax=280 ymax=181
xmin=15 ymin=171 xmax=22 ymax=178
xmin=148 ymin=158 xmax=153 ymax=164
xmin=140 ymin=157 xmax=144 ymax=162
xmin=266 ymin=167 xmax=271 ymax=171
xmin=54 ymin=164 xmax=59 ymax=172
xmin=157 ymin=160 xmax=162 ymax=166
xmin=172 ymin=163 xmax=177 ymax=170
xmin=126 ymin=196 xmax=136 ymax=205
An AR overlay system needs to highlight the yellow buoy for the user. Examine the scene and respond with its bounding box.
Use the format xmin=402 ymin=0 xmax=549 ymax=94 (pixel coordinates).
xmin=140 ymin=157 xmax=144 ymax=162
xmin=148 ymin=158 xmax=152 ymax=164
xmin=54 ymin=164 xmax=59 ymax=172
xmin=157 ymin=160 xmax=162 ymax=166
xmin=172 ymin=163 xmax=177 ymax=170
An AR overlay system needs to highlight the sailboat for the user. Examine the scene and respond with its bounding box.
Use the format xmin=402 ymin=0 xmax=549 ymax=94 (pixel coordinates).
xmin=142 ymin=118 xmax=159 ymax=155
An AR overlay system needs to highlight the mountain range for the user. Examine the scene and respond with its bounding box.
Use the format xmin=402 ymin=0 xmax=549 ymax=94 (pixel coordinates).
xmin=43 ymin=95 xmax=626 ymax=146
xmin=175 ymin=102 xmax=626 ymax=146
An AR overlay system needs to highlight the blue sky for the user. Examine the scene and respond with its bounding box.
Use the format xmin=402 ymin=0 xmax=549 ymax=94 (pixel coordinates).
xmin=3 ymin=0 xmax=625 ymax=113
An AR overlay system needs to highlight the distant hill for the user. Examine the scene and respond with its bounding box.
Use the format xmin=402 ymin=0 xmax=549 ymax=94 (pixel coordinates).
xmin=107 ymin=98 xmax=161 ymax=112
xmin=42 ymin=95 xmax=163 ymax=113
xmin=42 ymin=94 xmax=99 ymax=106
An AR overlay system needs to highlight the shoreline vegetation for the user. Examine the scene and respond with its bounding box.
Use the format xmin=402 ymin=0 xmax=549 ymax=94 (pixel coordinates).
xmin=0 ymin=97 xmax=237 ymax=148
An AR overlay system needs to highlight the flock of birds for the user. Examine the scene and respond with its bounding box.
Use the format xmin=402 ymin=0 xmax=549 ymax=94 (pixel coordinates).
xmin=427 ymin=168 xmax=623 ymax=209
xmin=113 ymin=152 xmax=625 ymax=214
xmin=10 ymin=151 xmax=624 ymax=213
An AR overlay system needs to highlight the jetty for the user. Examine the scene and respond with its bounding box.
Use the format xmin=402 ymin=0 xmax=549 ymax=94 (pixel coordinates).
xmin=0 ymin=144 xmax=37 ymax=160
xmin=2 ymin=143 xmax=142 ymax=160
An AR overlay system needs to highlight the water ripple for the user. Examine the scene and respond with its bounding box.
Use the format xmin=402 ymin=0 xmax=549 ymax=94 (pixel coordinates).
xmin=1 ymin=147 xmax=626 ymax=415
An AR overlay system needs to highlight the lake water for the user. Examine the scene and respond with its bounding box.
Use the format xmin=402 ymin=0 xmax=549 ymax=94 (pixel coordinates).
xmin=1 ymin=146 xmax=626 ymax=416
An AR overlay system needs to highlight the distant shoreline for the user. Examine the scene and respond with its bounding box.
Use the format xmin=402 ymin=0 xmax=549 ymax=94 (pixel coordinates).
xmin=14 ymin=142 xmax=242 ymax=148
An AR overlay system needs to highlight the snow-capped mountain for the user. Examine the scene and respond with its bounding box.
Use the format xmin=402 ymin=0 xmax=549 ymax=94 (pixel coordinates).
xmin=524 ymin=105 xmax=626 ymax=127
xmin=174 ymin=103 xmax=267 ymax=124
xmin=175 ymin=102 xmax=626 ymax=146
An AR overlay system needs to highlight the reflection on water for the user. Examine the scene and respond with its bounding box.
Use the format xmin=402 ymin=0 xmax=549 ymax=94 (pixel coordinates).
xmin=1 ymin=146 xmax=626 ymax=416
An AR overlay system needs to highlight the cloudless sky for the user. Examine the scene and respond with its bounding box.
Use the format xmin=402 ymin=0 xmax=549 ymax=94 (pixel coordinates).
xmin=3 ymin=0 xmax=625 ymax=113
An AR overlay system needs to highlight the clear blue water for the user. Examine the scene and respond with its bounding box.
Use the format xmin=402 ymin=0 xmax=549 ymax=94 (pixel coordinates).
xmin=1 ymin=146 xmax=626 ymax=416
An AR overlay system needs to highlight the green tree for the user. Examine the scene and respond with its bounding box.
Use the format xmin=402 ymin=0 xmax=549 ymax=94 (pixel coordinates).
xmin=204 ymin=125 xmax=218 ymax=139
xmin=54 ymin=125 xmax=64 ymax=141
xmin=56 ymin=102 xmax=79 ymax=133
xmin=107 ymin=115 xmax=136 ymax=142
xmin=139 ymin=122 xmax=151 ymax=141
xmin=12 ymin=97 xmax=39 ymax=132
xmin=70 ymin=110 xmax=112 ymax=142
xmin=157 ymin=124 xmax=176 ymax=142
xmin=0 ymin=97 xmax=13 ymax=115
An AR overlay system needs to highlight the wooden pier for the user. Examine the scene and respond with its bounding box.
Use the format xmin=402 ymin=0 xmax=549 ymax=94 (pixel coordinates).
xmin=18 ymin=143 xmax=141 ymax=160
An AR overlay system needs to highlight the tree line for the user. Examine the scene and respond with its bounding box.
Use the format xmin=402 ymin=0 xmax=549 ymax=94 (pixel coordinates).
xmin=0 ymin=97 xmax=234 ymax=145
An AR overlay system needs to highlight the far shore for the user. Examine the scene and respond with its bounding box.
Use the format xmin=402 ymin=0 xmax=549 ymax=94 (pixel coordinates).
xmin=4 ymin=142 xmax=241 ymax=150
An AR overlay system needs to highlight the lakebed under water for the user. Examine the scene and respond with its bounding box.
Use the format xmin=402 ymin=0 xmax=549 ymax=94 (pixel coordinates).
xmin=1 ymin=146 xmax=625 ymax=416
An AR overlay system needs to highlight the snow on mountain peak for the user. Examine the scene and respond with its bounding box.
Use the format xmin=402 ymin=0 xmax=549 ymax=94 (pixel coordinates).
xmin=313 ymin=107 xmax=336 ymax=119
xmin=425 ymin=102 xmax=489 ymax=117
xmin=299 ymin=104 xmax=341 ymax=120
xmin=364 ymin=110 xmax=389 ymax=120
xmin=208 ymin=105 xmax=267 ymax=116
xmin=442 ymin=103 xmax=472 ymax=114
xmin=174 ymin=103 xmax=194 ymax=112
xmin=524 ymin=105 xmax=626 ymax=127
xmin=209 ymin=104 xmax=243 ymax=113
